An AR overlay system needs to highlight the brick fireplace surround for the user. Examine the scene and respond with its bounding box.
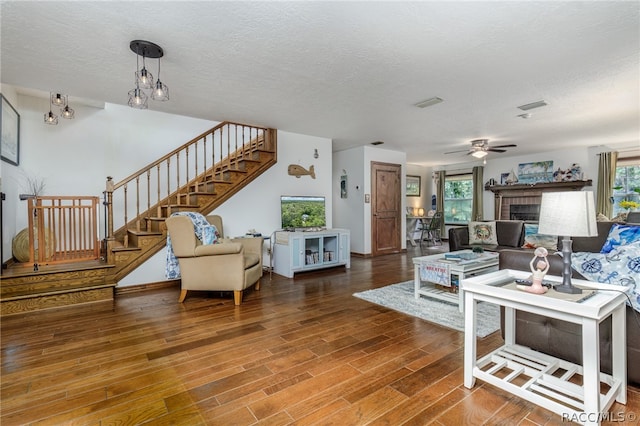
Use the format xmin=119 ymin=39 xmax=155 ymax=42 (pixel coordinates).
xmin=485 ymin=180 xmax=593 ymax=220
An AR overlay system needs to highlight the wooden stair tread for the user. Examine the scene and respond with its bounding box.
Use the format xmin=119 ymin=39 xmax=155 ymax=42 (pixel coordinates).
xmin=127 ymin=229 xmax=163 ymax=236
xmin=2 ymin=283 xmax=117 ymax=301
xmin=185 ymin=191 xmax=218 ymax=196
xmin=162 ymin=203 xmax=200 ymax=209
xmin=111 ymin=246 xmax=142 ymax=252
xmin=0 ymin=260 xmax=113 ymax=278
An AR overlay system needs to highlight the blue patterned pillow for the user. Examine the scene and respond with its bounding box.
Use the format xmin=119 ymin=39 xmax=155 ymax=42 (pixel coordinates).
xmin=600 ymin=224 xmax=640 ymax=254
xmin=201 ymin=224 xmax=220 ymax=245
xmin=573 ymin=241 xmax=640 ymax=312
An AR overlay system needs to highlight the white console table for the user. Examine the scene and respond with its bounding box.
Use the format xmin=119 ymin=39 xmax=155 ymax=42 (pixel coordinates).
xmin=462 ymin=269 xmax=628 ymax=426
xmin=273 ymin=229 xmax=350 ymax=278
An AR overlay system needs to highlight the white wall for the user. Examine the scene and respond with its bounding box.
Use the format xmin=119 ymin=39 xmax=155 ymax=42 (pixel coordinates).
xmin=434 ymin=143 xmax=637 ymax=223
xmin=1 ymin=85 xmax=20 ymax=264
xmin=405 ymin=164 xmax=433 ymax=213
xmin=333 ymin=145 xmax=407 ymax=255
xmin=333 ymin=146 xmax=365 ymax=253
xmin=0 ymin=85 xmax=332 ymax=286
xmin=405 ymin=163 xmax=433 ymax=240
xmin=120 ymin=130 xmax=332 ymax=286
xmin=483 ymin=146 xmax=601 ymax=219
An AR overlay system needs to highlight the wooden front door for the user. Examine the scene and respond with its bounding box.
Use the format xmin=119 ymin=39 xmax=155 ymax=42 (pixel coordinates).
xmin=371 ymin=162 xmax=401 ymax=256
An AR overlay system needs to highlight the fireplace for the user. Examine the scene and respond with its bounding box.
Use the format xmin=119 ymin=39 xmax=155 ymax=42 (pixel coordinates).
xmin=510 ymin=204 xmax=540 ymax=221
xmin=487 ymin=180 xmax=592 ymax=220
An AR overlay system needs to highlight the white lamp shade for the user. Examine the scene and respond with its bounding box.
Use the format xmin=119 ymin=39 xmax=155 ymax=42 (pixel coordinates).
xmin=538 ymin=191 xmax=598 ymax=237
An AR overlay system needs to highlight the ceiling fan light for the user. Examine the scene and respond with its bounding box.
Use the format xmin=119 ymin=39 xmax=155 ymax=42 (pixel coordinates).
xmin=471 ymin=150 xmax=488 ymax=159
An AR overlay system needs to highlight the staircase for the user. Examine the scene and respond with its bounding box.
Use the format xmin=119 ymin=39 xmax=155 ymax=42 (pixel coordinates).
xmin=1 ymin=122 xmax=277 ymax=315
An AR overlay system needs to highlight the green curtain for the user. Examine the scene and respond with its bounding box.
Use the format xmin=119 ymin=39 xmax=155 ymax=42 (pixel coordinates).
xmin=596 ymin=151 xmax=618 ymax=218
xmin=472 ymin=166 xmax=484 ymax=221
xmin=436 ymin=170 xmax=446 ymax=236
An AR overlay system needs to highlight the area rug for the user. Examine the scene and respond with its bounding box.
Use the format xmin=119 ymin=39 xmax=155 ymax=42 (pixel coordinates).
xmin=353 ymin=281 xmax=500 ymax=338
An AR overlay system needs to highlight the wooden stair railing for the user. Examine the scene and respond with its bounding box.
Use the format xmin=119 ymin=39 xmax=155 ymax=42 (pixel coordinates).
xmin=21 ymin=196 xmax=101 ymax=269
xmin=104 ymin=121 xmax=277 ymax=282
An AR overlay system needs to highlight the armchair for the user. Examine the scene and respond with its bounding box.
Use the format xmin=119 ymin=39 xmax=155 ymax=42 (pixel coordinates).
xmin=165 ymin=214 xmax=263 ymax=305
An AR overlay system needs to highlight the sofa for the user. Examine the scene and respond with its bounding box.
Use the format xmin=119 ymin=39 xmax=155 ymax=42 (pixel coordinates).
xmin=448 ymin=220 xmax=526 ymax=252
xmin=498 ymin=220 xmax=640 ymax=386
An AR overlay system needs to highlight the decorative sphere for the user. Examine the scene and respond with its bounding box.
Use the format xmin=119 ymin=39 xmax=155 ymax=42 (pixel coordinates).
xmin=534 ymin=247 xmax=548 ymax=257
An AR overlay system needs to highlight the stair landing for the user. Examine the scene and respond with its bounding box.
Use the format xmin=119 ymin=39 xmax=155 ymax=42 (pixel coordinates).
xmin=1 ymin=260 xmax=116 ymax=316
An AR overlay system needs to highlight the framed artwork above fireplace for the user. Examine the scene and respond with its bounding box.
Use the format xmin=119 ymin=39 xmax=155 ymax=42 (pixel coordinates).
xmin=517 ymin=161 xmax=553 ymax=183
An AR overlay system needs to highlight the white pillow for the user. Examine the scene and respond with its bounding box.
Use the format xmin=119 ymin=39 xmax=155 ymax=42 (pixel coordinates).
xmin=468 ymin=221 xmax=498 ymax=245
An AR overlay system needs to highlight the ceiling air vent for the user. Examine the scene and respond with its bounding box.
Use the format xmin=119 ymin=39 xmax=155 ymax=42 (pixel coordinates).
xmin=414 ymin=97 xmax=444 ymax=109
xmin=517 ymin=100 xmax=547 ymax=111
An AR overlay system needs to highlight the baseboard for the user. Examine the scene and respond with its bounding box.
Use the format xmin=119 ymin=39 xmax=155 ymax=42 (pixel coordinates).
xmin=116 ymin=280 xmax=180 ymax=296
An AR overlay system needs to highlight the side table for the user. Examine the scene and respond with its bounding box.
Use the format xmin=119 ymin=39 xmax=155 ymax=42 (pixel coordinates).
xmin=462 ymin=269 xmax=628 ymax=426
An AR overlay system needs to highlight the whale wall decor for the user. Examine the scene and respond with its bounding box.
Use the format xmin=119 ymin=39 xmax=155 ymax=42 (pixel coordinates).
xmin=288 ymin=164 xmax=316 ymax=179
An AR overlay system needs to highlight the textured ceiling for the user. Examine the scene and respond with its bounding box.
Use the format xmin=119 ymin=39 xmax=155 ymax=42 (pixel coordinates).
xmin=1 ymin=1 xmax=638 ymax=166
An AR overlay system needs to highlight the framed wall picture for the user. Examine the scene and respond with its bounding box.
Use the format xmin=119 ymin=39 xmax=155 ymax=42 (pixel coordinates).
xmin=517 ymin=161 xmax=553 ymax=183
xmin=1 ymin=94 xmax=20 ymax=166
xmin=406 ymin=175 xmax=421 ymax=197
xmin=500 ymin=172 xmax=510 ymax=185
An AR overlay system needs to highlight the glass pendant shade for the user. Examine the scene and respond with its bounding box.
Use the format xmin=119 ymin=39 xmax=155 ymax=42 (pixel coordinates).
xmin=151 ymin=80 xmax=169 ymax=101
xmin=44 ymin=110 xmax=58 ymax=125
xmin=51 ymin=93 xmax=65 ymax=107
xmin=136 ymin=67 xmax=154 ymax=89
xmin=61 ymin=105 xmax=75 ymax=119
xmin=128 ymin=87 xmax=148 ymax=109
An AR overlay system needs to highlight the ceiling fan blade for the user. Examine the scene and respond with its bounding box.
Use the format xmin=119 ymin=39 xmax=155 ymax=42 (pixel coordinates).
xmin=487 ymin=148 xmax=507 ymax=153
xmin=444 ymin=149 xmax=471 ymax=154
xmin=490 ymin=144 xmax=517 ymax=148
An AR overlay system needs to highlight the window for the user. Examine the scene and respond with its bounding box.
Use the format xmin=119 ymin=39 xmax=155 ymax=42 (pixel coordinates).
xmin=444 ymin=174 xmax=473 ymax=224
xmin=612 ymin=159 xmax=640 ymax=216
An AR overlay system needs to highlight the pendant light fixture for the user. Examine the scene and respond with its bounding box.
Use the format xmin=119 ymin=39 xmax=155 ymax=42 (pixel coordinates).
xmin=44 ymin=92 xmax=75 ymax=125
xmin=44 ymin=105 xmax=58 ymax=125
xmin=128 ymin=40 xmax=169 ymax=108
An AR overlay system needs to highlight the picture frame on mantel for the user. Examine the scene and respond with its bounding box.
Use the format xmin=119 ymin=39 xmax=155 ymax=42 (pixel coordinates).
xmin=406 ymin=175 xmax=421 ymax=197
xmin=1 ymin=94 xmax=20 ymax=166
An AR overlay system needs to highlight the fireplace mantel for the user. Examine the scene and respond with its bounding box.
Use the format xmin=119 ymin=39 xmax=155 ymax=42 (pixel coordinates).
xmin=485 ymin=180 xmax=592 ymax=194
xmin=485 ymin=180 xmax=592 ymax=220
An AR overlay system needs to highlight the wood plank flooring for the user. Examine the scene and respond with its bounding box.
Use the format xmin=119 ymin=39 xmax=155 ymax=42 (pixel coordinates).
xmin=2 ymin=244 xmax=639 ymax=425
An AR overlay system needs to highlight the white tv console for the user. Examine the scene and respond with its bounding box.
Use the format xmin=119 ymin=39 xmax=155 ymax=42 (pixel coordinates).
xmin=273 ymin=229 xmax=350 ymax=278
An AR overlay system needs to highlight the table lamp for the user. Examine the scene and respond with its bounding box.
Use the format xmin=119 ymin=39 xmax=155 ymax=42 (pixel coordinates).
xmin=537 ymin=191 xmax=597 ymax=294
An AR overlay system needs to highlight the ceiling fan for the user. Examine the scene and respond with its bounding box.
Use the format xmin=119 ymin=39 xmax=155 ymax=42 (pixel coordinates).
xmin=444 ymin=139 xmax=517 ymax=158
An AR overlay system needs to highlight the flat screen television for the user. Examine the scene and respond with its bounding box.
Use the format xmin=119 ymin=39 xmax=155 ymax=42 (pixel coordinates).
xmin=280 ymin=196 xmax=326 ymax=230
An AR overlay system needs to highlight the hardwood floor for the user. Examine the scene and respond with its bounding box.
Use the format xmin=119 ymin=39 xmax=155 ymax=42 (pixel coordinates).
xmin=2 ymin=244 xmax=638 ymax=425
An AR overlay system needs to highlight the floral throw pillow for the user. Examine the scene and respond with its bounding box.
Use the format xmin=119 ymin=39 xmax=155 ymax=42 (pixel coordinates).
xmin=600 ymin=224 xmax=640 ymax=254
xmin=468 ymin=221 xmax=498 ymax=245
xmin=521 ymin=223 xmax=558 ymax=251
xmin=201 ymin=224 xmax=220 ymax=245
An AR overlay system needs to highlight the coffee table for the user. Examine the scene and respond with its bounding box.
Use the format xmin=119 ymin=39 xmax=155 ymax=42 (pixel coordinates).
xmin=412 ymin=250 xmax=499 ymax=311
